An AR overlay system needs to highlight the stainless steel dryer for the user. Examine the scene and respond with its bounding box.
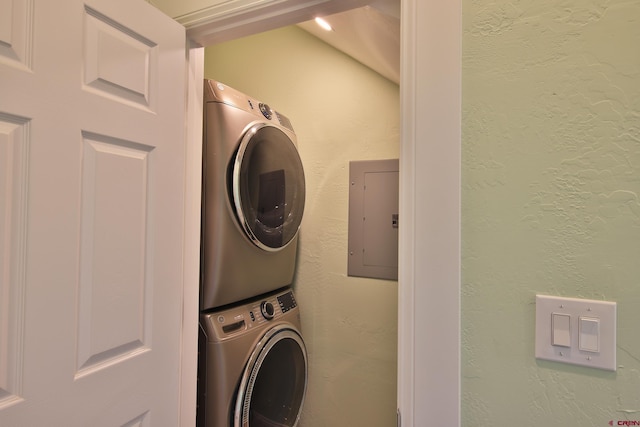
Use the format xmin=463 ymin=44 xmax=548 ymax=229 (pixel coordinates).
xmin=197 ymin=287 xmax=308 ymax=427
xmin=201 ymin=79 xmax=306 ymax=310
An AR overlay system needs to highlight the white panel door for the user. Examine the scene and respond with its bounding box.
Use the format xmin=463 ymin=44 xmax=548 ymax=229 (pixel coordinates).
xmin=0 ymin=0 xmax=187 ymax=425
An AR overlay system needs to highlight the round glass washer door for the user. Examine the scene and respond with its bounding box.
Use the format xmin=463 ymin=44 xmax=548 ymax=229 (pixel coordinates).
xmin=234 ymin=325 xmax=308 ymax=427
xmin=232 ymin=123 xmax=305 ymax=251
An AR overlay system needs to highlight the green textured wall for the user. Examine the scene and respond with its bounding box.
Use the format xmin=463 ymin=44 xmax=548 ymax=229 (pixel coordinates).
xmin=462 ymin=0 xmax=640 ymax=425
xmin=204 ymin=26 xmax=399 ymax=427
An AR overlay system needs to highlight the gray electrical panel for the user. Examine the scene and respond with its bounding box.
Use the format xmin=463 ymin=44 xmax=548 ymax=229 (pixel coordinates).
xmin=348 ymin=159 xmax=399 ymax=281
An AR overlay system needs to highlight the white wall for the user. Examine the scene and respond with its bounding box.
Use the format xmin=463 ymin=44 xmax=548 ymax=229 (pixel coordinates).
xmin=204 ymin=25 xmax=400 ymax=426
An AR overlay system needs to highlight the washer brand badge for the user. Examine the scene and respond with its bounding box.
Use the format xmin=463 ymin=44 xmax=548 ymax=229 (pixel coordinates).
xmin=610 ymin=421 xmax=640 ymax=426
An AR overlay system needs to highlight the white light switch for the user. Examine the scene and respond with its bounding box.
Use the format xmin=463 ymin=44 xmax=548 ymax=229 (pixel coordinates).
xmin=535 ymin=295 xmax=616 ymax=371
xmin=551 ymin=313 xmax=571 ymax=347
xmin=579 ymin=316 xmax=600 ymax=352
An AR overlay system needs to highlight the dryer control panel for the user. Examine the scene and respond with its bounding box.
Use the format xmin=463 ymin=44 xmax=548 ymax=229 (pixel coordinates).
xmin=202 ymin=288 xmax=300 ymax=343
xmin=253 ymin=289 xmax=297 ymax=321
xmin=277 ymin=291 xmax=297 ymax=313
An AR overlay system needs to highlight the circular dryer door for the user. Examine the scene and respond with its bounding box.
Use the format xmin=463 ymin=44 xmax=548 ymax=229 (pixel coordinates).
xmin=233 ymin=123 xmax=305 ymax=251
xmin=234 ymin=325 xmax=308 ymax=427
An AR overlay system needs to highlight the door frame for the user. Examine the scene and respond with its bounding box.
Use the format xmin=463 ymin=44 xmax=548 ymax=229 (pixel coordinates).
xmin=180 ymin=0 xmax=462 ymax=425
xmin=397 ymin=0 xmax=461 ymax=426
xmin=180 ymin=40 xmax=204 ymax=427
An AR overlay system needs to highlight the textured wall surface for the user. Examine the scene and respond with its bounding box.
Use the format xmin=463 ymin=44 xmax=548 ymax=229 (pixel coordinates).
xmin=204 ymin=26 xmax=399 ymax=427
xmin=463 ymin=0 xmax=640 ymax=425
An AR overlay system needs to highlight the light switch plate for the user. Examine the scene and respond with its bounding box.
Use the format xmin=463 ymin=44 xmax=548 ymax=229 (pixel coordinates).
xmin=535 ymin=295 xmax=617 ymax=371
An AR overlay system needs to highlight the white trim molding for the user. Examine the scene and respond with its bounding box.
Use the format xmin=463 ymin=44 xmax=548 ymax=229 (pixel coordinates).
xmin=180 ymin=41 xmax=204 ymax=427
xmin=152 ymin=0 xmax=371 ymax=46
xmin=398 ymin=0 xmax=461 ymax=425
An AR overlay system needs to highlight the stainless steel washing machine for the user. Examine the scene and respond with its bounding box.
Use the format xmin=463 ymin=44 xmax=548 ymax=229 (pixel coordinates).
xmin=201 ymin=80 xmax=306 ymax=310
xmin=197 ymin=287 xmax=308 ymax=427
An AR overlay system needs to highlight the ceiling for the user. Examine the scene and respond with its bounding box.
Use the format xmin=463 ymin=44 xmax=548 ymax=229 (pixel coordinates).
xmin=296 ymin=0 xmax=400 ymax=84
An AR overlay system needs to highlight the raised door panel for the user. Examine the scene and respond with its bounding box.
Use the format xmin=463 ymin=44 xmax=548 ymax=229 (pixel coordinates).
xmin=0 ymin=0 xmax=33 ymax=71
xmin=83 ymin=7 xmax=158 ymax=110
xmin=76 ymin=133 xmax=153 ymax=378
xmin=0 ymin=114 xmax=29 ymax=410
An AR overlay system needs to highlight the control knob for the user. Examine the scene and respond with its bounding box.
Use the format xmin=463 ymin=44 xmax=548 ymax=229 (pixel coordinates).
xmin=259 ymin=103 xmax=272 ymax=120
xmin=260 ymin=301 xmax=275 ymax=320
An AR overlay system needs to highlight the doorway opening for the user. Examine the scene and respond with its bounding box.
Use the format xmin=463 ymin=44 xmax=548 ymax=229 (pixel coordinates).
xmin=202 ymin=8 xmax=400 ymax=425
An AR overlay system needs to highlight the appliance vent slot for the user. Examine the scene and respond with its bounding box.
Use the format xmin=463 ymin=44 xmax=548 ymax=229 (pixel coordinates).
xmin=276 ymin=111 xmax=294 ymax=132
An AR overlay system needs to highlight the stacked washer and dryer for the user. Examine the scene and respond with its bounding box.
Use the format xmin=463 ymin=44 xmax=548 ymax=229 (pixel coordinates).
xmin=197 ymin=80 xmax=308 ymax=427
